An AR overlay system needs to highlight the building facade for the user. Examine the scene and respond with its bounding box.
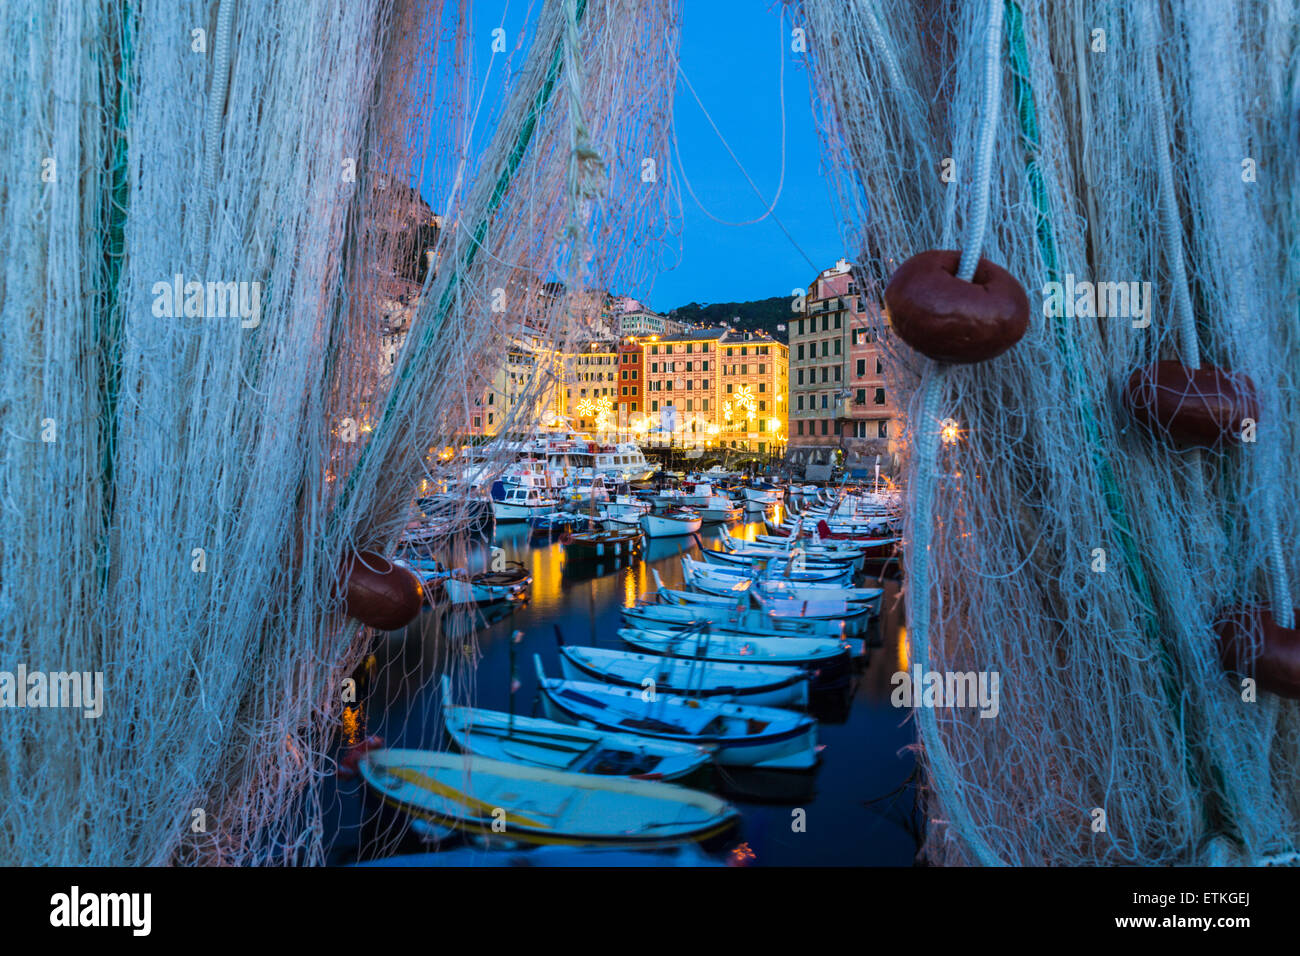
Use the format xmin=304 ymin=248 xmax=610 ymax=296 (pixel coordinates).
xmin=717 ymin=329 xmax=787 ymax=456
xmin=616 ymin=336 xmax=643 ymax=428
xmin=788 ymin=259 xmax=899 ymax=467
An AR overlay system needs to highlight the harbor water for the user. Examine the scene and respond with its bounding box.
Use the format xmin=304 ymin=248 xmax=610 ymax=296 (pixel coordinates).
xmin=327 ymin=508 xmax=919 ymax=866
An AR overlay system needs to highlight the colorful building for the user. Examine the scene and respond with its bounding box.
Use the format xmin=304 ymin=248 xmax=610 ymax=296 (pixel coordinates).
xmin=616 ymin=336 xmax=644 ymax=426
xmin=788 ymin=259 xmax=899 ymax=467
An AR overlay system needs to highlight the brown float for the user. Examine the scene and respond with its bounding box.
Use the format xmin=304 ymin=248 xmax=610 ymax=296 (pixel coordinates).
xmin=342 ymin=550 xmax=424 ymax=630
xmin=1215 ymin=606 xmax=1300 ymax=699
xmin=1123 ymin=361 xmax=1258 ymax=448
xmin=883 ymin=250 xmax=1030 ymax=364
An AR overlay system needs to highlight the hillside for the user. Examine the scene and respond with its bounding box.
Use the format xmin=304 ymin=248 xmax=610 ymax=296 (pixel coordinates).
xmin=666 ymin=295 xmax=793 ymax=342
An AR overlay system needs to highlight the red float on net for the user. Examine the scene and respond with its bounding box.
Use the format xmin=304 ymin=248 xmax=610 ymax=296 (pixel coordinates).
xmin=341 ymin=551 xmax=423 ymax=630
xmin=883 ymin=250 xmax=1030 ymax=364
xmin=1124 ymin=360 xmax=1259 ymax=448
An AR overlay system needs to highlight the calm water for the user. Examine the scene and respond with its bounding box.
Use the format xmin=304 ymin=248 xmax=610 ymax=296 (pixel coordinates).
xmin=326 ymin=508 xmax=919 ymax=866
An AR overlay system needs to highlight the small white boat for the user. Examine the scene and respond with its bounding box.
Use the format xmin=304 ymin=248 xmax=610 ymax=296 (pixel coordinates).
xmin=558 ymin=644 xmax=809 ymax=708
xmin=630 ymin=591 xmax=863 ymax=639
xmin=598 ymin=495 xmax=649 ymax=529
xmin=535 ymin=657 xmax=819 ymax=770
xmin=741 ymin=484 xmax=783 ymax=505
xmin=440 ymin=677 xmax=711 ymax=781
xmin=617 ymin=626 xmax=852 ymax=673
xmin=444 ymin=567 xmax=531 ymax=605
xmin=700 ymin=547 xmax=856 ymax=576
xmin=681 ymin=561 xmax=881 ymax=605
xmin=639 ymin=508 xmax=703 ymax=538
xmin=492 ymin=486 xmax=562 ymax=522
xmin=360 ymin=748 xmax=739 ymax=845
xmin=682 ymin=555 xmax=854 ymax=587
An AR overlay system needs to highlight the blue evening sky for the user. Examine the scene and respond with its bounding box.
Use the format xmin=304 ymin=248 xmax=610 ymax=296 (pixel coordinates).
xmin=447 ymin=1 xmax=845 ymax=313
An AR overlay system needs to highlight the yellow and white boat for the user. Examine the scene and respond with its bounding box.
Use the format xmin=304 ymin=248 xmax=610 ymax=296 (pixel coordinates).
xmin=358 ymin=749 xmax=738 ymax=847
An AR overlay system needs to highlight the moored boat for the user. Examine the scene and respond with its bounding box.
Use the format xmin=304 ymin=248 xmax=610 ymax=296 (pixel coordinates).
xmin=616 ymin=625 xmax=852 ymax=676
xmin=534 ymin=657 xmax=820 ymax=770
xmin=439 ymin=676 xmax=710 ymax=781
xmin=562 ymin=528 xmax=643 ymax=562
xmin=557 ymin=645 xmax=809 ymax=708
xmin=639 ymin=508 xmax=703 ymax=538
xmin=359 ymin=748 xmax=738 ymax=845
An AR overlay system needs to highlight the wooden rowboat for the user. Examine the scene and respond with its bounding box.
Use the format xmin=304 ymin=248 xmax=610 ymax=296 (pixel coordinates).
xmin=359 ymin=749 xmax=738 ymax=846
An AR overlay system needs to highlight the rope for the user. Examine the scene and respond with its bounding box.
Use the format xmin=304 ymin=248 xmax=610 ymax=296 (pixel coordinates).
xmin=956 ymin=0 xmax=1005 ymax=281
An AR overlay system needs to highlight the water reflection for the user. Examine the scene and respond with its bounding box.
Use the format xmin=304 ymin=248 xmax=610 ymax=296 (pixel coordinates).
xmin=327 ymin=510 xmax=920 ymax=867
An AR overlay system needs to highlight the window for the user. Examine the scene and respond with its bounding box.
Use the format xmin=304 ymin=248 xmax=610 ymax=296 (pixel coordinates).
xmin=758 ymin=382 xmax=766 ymax=392
xmin=874 ymin=388 xmax=886 ymax=405
xmin=833 ymin=339 xmax=841 ymax=355
xmin=701 ymin=361 xmax=709 ymax=371
xmin=797 ymin=344 xmax=804 ymax=360
xmin=878 ymin=420 xmax=889 ymax=438
xmin=726 ymin=383 xmax=733 ymax=393
xmin=651 ymin=362 xmax=658 ymax=373
xmin=821 ymin=367 xmax=829 ymax=383
xmin=702 ymin=379 xmax=709 ymax=390
xmin=797 ymin=369 xmax=803 ymax=385
xmin=834 ymin=314 xmax=841 ymax=329
xmin=797 ymin=395 xmax=804 ymax=410
xmin=631 ymin=386 xmax=637 ymax=396
xmin=741 ymin=365 xmax=748 ymax=375
xmin=876 ymin=358 xmax=884 ymax=374
xmin=621 ymin=386 xmax=628 ymax=395
xmin=759 ymin=401 xmax=766 ymax=411
xmin=821 ymin=419 xmax=829 ymax=435
xmin=834 ymin=366 xmax=841 ymax=381
xmin=651 ymin=345 xmax=658 ymax=355
xmin=797 ymin=421 xmax=804 ymax=435
xmin=487 ymin=413 xmax=493 ymax=425
xmin=473 ymin=416 xmax=481 ymax=429
xmin=856 ymin=359 xmax=866 ymax=377
xmin=759 ymin=364 xmax=766 ymax=374
xmin=686 ymin=343 xmax=693 ymax=354
xmin=821 ymin=315 xmax=828 ymax=331
xmin=856 ymin=388 xmax=866 ymax=404
xmin=686 ymin=399 xmax=693 ymax=411
xmin=702 ymin=399 xmax=708 ymax=410
xmin=759 ymin=419 xmax=766 ymax=432
xmin=821 ymin=394 xmax=828 ymax=409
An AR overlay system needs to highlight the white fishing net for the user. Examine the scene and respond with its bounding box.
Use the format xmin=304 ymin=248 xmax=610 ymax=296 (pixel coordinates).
xmin=789 ymin=0 xmax=1299 ymax=864
xmin=0 ymin=0 xmax=680 ymax=865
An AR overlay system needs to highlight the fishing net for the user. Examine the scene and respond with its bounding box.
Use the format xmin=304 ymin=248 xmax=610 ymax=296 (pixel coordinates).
xmin=0 ymin=0 xmax=679 ymax=865
xmin=788 ymin=0 xmax=1299 ymax=865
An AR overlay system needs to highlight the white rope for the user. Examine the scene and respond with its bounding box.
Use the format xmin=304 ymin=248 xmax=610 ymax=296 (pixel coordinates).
xmin=956 ymin=0 xmax=1005 ymax=281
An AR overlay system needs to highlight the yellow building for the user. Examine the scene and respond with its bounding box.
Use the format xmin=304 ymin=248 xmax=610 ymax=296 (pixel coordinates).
xmin=557 ymin=343 xmax=619 ymax=433
xmin=717 ymin=330 xmax=787 ymax=455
